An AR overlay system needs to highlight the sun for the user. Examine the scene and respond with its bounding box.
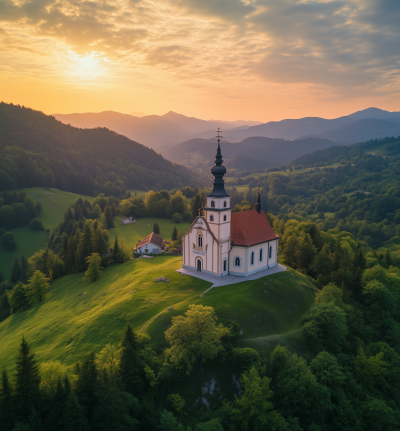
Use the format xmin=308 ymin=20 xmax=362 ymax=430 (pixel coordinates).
xmin=67 ymin=51 xmax=106 ymax=81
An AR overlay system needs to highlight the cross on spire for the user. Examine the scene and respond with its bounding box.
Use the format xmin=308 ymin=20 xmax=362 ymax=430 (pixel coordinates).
xmin=216 ymin=128 xmax=223 ymax=147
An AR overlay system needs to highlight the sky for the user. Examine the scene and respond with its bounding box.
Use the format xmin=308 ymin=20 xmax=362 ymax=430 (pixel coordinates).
xmin=1 ymin=0 xmax=400 ymax=121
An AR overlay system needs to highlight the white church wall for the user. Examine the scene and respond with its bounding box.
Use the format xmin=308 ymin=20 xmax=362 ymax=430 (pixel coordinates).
xmin=206 ymin=197 xmax=230 ymax=209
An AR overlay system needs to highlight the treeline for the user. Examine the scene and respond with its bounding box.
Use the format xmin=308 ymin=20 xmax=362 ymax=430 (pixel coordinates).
xmin=0 ymin=103 xmax=198 ymax=196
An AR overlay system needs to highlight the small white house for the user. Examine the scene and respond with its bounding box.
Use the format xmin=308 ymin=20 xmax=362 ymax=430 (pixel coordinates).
xmin=136 ymin=232 xmax=164 ymax=254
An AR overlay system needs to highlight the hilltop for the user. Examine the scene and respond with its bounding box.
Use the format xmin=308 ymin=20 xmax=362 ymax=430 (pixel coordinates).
xmin=0 ymin=256 xmax=316 ymax=373
xmin=0 ymin=103 xmax=197 ymax=196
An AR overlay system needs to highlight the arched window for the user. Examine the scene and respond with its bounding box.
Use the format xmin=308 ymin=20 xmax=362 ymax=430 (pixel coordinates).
xmin=211 ymin=201 xmax=215 ymax=208
xmin=269 ymin=245 xmax=272 ymax=259
xmin=210 ymin=215 xmax=214 ymax=221
xmin=223 ymin=260 xmax=227 ymax=272
xmin=234 ymin=257 xmax=241 ymax=267
xmin=198 ymin=234 xmax=203 ymax=248
xmin=250 ymin=251 xmax=254 ymax=265
xmin=223 ymin=201 xmax=227 ymax=208
xmin=223 ymin=215 xmax=227 ymax=221
xmin=260 ymin=248 xmax=263 ymax=262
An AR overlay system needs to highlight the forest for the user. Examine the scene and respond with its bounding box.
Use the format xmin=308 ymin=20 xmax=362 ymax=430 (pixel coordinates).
xmin=0 ymin=103 xmax=198 ymax=196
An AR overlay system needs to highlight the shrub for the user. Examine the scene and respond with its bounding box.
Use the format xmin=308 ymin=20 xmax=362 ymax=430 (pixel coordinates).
xmin=172 ymin=213 xmax=182 ymax=223
xmin=29 ymin=218 xmax=44 ymax=231
xmin=231 ymin=347 xmax=260 ymax=372
xmin=0 ymin=232 xmax=17 ymax=250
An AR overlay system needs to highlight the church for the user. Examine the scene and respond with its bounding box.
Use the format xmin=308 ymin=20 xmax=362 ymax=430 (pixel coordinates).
xmin=181 ymin=133 xmax=279 ymax=278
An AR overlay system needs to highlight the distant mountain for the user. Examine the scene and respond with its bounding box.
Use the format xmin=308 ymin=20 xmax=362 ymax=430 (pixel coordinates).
xmin=303 ymin=119 xmax=400 ymax=143
xmin=53 ymin=111 xmax=261 ymax=150
xmin=162 ymin=136 xmax=342 ymax=172
xmin=191 ymin=107 xmax=400 ymax=142
xmin=0 ymin=103 xmax=197 ymax=195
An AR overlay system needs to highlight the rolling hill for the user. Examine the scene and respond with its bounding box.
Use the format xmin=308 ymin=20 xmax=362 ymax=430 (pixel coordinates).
xmin=0 ymin=256 xmax=316 ymax=372
xmin=0 ymin=103 xmax=197 ymax=196
xmin=162 ymin=136 xmax=343 ymax=172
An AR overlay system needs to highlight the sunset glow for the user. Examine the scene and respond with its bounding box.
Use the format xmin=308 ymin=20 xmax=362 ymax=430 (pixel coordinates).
xmin=1 ymin=0 xmax=399 ymax=120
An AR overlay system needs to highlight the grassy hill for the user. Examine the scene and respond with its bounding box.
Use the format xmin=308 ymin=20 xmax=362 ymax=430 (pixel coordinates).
xmin=0 ymin=188 xmax=92 ymax=279
xmin=0 ymin=256 xmax=316 ymax=373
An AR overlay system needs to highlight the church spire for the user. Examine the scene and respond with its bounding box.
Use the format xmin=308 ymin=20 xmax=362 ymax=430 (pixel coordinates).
xmin=208 ymin=128 xmax=229 ymax=198
xmin=255 ymin=190 xmax=262 ymax=213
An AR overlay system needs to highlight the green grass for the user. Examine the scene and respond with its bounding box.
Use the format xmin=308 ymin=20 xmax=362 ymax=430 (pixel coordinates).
xmin=0 ymin=256 xmax=316 ymax=373
xmin=110 ymin=217 xmax=191 ymax=249
xmin=0 ymin=188 xmax=92 ymax=279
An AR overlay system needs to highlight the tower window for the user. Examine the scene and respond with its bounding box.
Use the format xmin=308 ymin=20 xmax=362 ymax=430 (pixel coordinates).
xmin=223 ymin=215 xmax=227 ymax=221
xmin=198 ymin=234 xmax=203 ymax=248
xmin=211 ymin=201 xmax=215 ymax=208
xmin=223 ymin=260 xmax=227 ymax=272
xmin=224 ymin=201 xmax=227 ymax=208
xmin=251 ymin=251 xmax=254 ymax=265
xmin=234 ymin=257 xmax=241 ymax=267
xmin=269 ymin=245 xmax=272 ymax=259
xmin=260 ymin=248 xmax=263 ymax=262
xmin=210 ymin=215 xmax=214 ymax=221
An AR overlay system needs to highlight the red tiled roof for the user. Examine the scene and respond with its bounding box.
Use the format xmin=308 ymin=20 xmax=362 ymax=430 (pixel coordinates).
xmin=136 ymin=232 xmax=164 ymax=249
xmin=231 ymin=209 xmax=278 ymax=246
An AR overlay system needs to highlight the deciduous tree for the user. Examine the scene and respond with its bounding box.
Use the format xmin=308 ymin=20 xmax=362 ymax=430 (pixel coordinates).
xmin=26 ymin=270 xmax=50 ymax=303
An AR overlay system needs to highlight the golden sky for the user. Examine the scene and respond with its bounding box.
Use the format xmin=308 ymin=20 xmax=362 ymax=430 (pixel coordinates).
xmin=1 ymin=0 xmax=399 ymax=121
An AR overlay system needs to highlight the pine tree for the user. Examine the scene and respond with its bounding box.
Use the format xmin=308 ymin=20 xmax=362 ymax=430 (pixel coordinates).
xmin=153 ymin=223 xmax=160 ymax=235
xmin=76 ymin=222 xmax=93 ymax=271
xmin=63 ymin=393 xmax=90 ymax=431
xmin=20 ymin=255 xmax=28 ymax=284
xmin=112 ymin=236 xmax=124 ymax=263
xmin=75 ymin=353 xmax=99 ymax=421
xmin=119 ymin=324 xmax=143 ymax=395
xmin=83 ymin=253 xmax=103 ymax=283
xmin=0 ymin=369 xmax=14 ymax=431
xmin=171 ymin=226 xmax=178 ymax=242
xmin=10 ymin=257 xmax=21 ymax=284
xmin=46 ymin=379 xmax=67 ymax=431
xmin=14 ymin=337 xmax=41 ymax=421
xmin=105 ymin=205 xmax=115 ymax=229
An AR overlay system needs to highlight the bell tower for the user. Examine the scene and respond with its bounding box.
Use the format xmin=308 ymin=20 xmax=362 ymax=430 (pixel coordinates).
xmin=204 ymin=128 xmax=231 ymax=242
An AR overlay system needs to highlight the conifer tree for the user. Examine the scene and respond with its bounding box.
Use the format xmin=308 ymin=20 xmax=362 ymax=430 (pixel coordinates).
xmin=76 ymin=222 xmax=93 ymax=271
xmin=46 ymin=379 xmax=67 ymax=431
xmin=112 ymin=236 xmax=124 ymax=263
xmin=83 ymin=253 xmax=103 ymax=283
xmin=14 ymin=337 xmax=41 ymax=421
xmin=10 ymin=257 xmax=21 ymax=284
xmin=119 ymin=324 xmax=143 ymax=395
xmin=75 ymin=352 xmax=99 ymax=421
xmin=171 ymin=226 xmax=178 ymax=242
xmin=63 ymin=393 xmax=90 ymax=431
xmin=0 ymin=368 xmax=14 ymax=431
xmin=20 ymin=255 xmax=28 ymax=284
xmin=153 ymin=223 xmax=160 ymax=235
xmin=105 ymin=205 xmax=114 ymax=229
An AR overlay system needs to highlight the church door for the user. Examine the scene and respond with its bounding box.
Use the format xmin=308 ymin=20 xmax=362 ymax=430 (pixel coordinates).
xmin=197 ymin=259 xmax=201 ymax=272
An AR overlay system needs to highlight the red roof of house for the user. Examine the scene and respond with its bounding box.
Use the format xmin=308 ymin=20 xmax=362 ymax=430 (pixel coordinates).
xmin=136 ymin=232 xmax=164 ymax=249
xmin=231 ymin=209 xmax=278 ymax=246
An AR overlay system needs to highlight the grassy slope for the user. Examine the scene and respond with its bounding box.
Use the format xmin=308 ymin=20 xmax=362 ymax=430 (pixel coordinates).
xmin=0 ymin=256 xmax=316 ymax=373
xmin=110 ymin=217 xmax=191 ymax=250
xmin=0 ymin=188 xmax=92 ymax=279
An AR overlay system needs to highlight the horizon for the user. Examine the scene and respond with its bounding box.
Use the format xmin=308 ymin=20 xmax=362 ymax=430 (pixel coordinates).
xmin=1 ymin=1 xmax=399 ymax=121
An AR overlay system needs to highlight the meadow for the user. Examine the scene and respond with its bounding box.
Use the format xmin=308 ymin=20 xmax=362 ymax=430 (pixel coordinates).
xmin=0 ymin=256 xmax=316 ymax=373
xmin=0 ymin=188 xmax=92 ymax=279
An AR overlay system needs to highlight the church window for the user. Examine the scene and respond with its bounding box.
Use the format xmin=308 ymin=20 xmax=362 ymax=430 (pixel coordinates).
xmin=198 ymin=234 xmax=203 ymax=248
xmin=260 ymin=248 xmax=263 ymax=262
xmin=269 ymin=245 xmax=272 ymax=259
xmin=234 ymin=256 xmax=241 ymax=267
xmin=211 ymin=201 xmax=215 ymax=208
xmin=223 ymin=215 xmax=227 ymax=221
xmin=223 ymin=260 xmax=227 ymax=272
xmin=223 ymin=201 xmax=227 ymax=208
xmin=210 ymin=215 xmax=214 ymax=221
xmin=250 ymin=251 xmax=254 ymax=265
